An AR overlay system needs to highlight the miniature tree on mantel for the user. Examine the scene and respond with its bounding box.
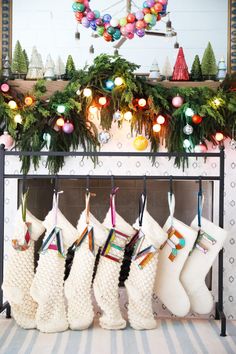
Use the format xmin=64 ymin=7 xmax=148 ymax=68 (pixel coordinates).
xmin=26 ymin=47 xmax=44 ymax=80
xmin=172 ymin=47 xmax=189 ymax=81
xmin=11 ymin=40 xmax=28 ymax=78
xmin=55 ymin=56 xmax=66 ymax=80
xmin=44 ymin=54 xmax=55 ymax=80
xmin=190 ymin=55 xmax=202 ymax=81
xmin=65 ymin=55 xmax=76 ymax=80
xmin=2 ymin=55 xmax=12 ymax=80
xmin=149 ymin=59 xmax=161 ymax=81
xmin=23 ymin=49 xmax=29 ymax=71
xmin=162 ymin=56 xmax=172 ymax=80
xmin=201 ymin=42 xmax=217 ymax=80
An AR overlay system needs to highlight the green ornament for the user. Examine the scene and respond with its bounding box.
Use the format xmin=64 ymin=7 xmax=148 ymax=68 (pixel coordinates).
xmin=77 ymin=3 xmax=85 ymax=12
xmin=97 ymin=26 xmax=105 ymax=36
xmin=107 ymin=26 xmax=115 ymax=35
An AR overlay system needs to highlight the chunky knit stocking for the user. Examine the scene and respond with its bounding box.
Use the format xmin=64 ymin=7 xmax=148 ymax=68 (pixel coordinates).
xmin=2 ymin=208 xmax=45 ymax=329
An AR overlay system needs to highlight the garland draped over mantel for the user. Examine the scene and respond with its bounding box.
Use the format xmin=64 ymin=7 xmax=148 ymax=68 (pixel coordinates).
xmin=0 ymin=54 xmax=235 ymax=173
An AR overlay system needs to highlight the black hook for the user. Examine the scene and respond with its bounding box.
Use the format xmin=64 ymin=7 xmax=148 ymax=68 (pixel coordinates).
xmin=143 ymin=175 xmax=147 ymax=196
xmin=169 ymin=175 xmax=173 ymax=195
xmin=54 ymin=175 xmax=59 ymax=195
xmin=199 ymin=176 xmax=202 ymax=195
xmin=22 ymin=174 xmax=27 ymax=195
xmin=111 ymin=175 xmax=115 ymax=190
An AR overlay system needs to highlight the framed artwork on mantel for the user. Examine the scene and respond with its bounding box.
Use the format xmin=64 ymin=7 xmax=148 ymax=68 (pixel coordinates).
xmin=0 ymin=0 xmax=235 ymax=74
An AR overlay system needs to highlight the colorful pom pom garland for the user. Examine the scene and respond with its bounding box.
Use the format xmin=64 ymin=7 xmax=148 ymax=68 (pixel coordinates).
xmin=72 ymin=0 xmax=168 ymax=42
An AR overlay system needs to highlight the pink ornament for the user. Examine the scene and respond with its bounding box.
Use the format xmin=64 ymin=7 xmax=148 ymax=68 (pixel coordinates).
xmin=127 ymin=32 xmax=134 ymax=39
xmin=172 ymin=95 xmax=184 ymax=108
xmin=62 ymin=122 xmax=74 ymax=134
xmin=0 ymin=131 xmax=15 ymax=149
xmin=194 ymin=144 xmax=207 ymax=153
xmin=86 ymin=11 xmax=95 ymax=21
xmin=120 ymin=26 xmax=128 ymax=36
xmin=1 ymin=83 xmax=10 ymax=93
xmin=126 ymin=23 xmax=135 ymax=33
xmin=159 ymin=0 xmax=168 ymax=5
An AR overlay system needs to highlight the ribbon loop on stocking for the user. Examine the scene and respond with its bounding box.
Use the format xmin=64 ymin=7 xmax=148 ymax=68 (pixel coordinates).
xmin=40 ymin=226 xmax=65 ymax=257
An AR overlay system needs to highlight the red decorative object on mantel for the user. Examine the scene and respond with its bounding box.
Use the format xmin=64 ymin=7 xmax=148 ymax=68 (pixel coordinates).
xmin=172 ymin=47 xmax=190 ymax=81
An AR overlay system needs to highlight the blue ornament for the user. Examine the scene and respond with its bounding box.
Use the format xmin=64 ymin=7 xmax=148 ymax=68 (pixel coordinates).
xmin=90 ymin=20 xmax=97 ymax=30
xmin=103 ymin=14 xmax=112 ymax=23
xmin=105 ymin=80 xmax=115 ymax=91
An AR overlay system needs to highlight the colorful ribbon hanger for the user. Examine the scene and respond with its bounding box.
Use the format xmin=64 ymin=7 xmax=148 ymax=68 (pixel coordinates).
xmin=73 ymin=175 xmax=95 ymax=254
xmin=101 ymin=177 xmax=130 ymax=263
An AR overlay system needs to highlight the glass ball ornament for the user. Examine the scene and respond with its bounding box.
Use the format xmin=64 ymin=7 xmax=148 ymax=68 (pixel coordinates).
xmin=62 ymin=121 xmax=74 ymax=134
xmin=183 ymin=124 xmax=193 ymax=135
xmin=98 ymin=130 xmax=111 ymax=144
xmin=114 ymin=77 xmax=123 ymax=86
xmin=1 ymin=83 xmax=10 ymax=93
xmin=14 ymin=114 xmax=22 ymax=124
xmin=185 ymin=108 xmax=194 ymax=117
xmin=98 ymin=97 xmax=107 ymax=106
xmin=192 ymin=114 xmax=202 ymax=125
xmin=105 ymin=80 xmax=115 ymax=91
xmin=56 ymin=117 xmax=65 ymax=127
xmin=57 ymin=105 xmax=66 ymax=114
xmin=183 ymin=139 xmax=191 ymax=149
xmin=194 ymin=143 xmax=207 ymax=153
xmin=124 ymin=111 xmax=132 ymax=121
xmin=153 ymin=123 xmax=161 ymax=133
xmin=138 ymin=98 xmax=147 ymax=107
xmin=0 ymin=131 xmax=15 ymax=150
xmin=83 ymin=88 xmax=92 ymax=97
xmin=215 ymin=132 xmax=224 ymax=142
xmin=24 ymin=96 xmax=33 ymax=106
xmin=113 ymin=110 xmax=123 ymax=121
xmin=8 ymin=100 xmax=17 ymax=110
xmin=133 ymin=135 xmax=148 ymax=151
xmin=172 ymin=95 xmax=184 ymax=108
xmin=156 ymin=115 xmax=165 ymax=125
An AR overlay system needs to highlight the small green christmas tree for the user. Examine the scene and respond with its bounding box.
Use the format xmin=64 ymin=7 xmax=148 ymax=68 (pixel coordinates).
xmin=201 ymin=42 xmax=217 ymax=80
xmin=65 ymin=55 xmax=76 ymax=80
xmin=23 ymin=49 xmax=29 ymax=70
xmin=191 ymin=55 xmax=202 ymax=81
xmin=11 ymin=40 xmax=28 ymax=77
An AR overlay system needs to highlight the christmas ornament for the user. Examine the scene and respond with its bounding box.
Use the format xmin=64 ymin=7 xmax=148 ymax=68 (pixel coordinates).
xmin=57 ymin=105 xmax=66 ymax=114
xmin=1 ymin=83 xmax=10 ymax=93
xmin=185 ymin=108 xmax=194 ymax=117
xmin=138 ymin=98 xmax=147 ymax=107
xmin=114 ymin=77 xmax=123 ymax=86
xmin=133 ymin=135 xmax=148 ymax=151
xmin=83 ymin=88 xmax=92 ymax=97
xmin=183 ymin=139 xmax=191 ymax=149
xmin=156 ymin=115 xmax=165 ymax=125
xmin=14 ymin=114 xmax=23 ymax=124
xmin=56 ymin=118 xmax=65 ymax=127
xmin=123 ymin=111 xmax=132 ymax=121
xmin=98 ymin=97 xmax=107 ymax=106
xmin=153 ymin=124 xmax=161 ymax=133
xmin=113 ymin=110 xmax=123 ymax=121
xmin=8 ymin=100 xmax=17 ymax=110
xmin=192 ymin=114 xmax=203 ymax=124
xmin=24 ymin=96 xmax=33 ymax=106
xmin=105 ymin=80 xmax=115 ymax=91
xmin=172 ymin=95 xmax=184 ymax=108
xmin=183 ymin=124 xmax=193 ymax=135
xmin=98 ymin=130 xmax=111 ymax=144
xmin=0 ymin=131 xmax=15 ymax=149
xmin=194 ymin=143 xmax=207 ymax=153
xmin=62 ymin=122 xmax=74 ymax=134
xmin=76 ymin=89 xmax=81 ymax=96
xmin=215 ymin=132 xmax=224 ymax=142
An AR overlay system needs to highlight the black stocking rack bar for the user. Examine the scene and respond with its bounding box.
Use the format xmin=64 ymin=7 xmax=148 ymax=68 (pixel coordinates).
xmin=0 ymin=145 xmax=226 ymax=336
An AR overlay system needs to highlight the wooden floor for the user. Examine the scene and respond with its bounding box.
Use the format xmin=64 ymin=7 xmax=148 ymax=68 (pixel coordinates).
xmin=0 ymin=317 xmax=235 ymax=354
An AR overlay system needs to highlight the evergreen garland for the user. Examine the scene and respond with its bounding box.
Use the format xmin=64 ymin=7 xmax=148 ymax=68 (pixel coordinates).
xmin=0 ymin=54 xmax=235 ymax=174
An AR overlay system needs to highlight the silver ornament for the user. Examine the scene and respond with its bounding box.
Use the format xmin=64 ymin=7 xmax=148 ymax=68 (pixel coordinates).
xmin=98 ymin=130 xmax=111 ymax=144
xmin=183 ymin=124 xmax=193 ymax=135
xmin=230 ymin=139 xmax=236 ymax=150
xmin=113 ymin=110 xmax=123 ymax=122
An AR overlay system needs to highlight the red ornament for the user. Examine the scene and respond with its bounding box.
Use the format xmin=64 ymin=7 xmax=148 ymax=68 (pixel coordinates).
xmin=103 ymin=31 xmax=112 ymax=41
xmin=172 ymin=47 xmax=190 ymax=81
xmin=75 ymin=12 xmax=84 ymax=21
xmin=127 ymin=13 xmax=136 ymax=23
xmin=192 ymin=114 xmax=203 ymax=124
xmin=154 ymin=3 xmax=163 ymax=12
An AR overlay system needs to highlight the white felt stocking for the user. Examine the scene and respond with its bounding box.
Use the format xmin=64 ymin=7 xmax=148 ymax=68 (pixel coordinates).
xmin=30 ymin=199 xmax=77 ymax=333
xmin=180 ymin=215 xmax=228 ymax=314
xmin=65 ymin=208 xmax=107 ymax=330
xmin=125 ymin=207 xmax=167 ymax=330
xmin=154 ymin=193 xmax=198 ymax=317
xmin=2 ymin=208 xmax=45 ymax=329
xmin=93 ymin=197 xmax=136 ymax=330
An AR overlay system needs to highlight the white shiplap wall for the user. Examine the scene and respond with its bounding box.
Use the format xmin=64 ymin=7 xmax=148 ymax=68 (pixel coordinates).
xmin=12 ymin=0 xmax=228 ymax=72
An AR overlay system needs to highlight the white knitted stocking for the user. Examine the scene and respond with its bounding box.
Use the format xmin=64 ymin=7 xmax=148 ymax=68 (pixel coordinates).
xmin=65 ymin=211 xmax=107 ymax=330
xmin=93 ymin=210 xmax=135 ymax=330
xmin=125 ymin=209 xmax=167 ymax=330
xmin=30 ymin=207 xmax=77 ymax=333
xmin=2 ymin=209 xmax=45 ymax=329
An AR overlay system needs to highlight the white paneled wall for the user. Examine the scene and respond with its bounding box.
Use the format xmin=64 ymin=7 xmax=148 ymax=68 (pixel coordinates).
xmin=12 ymin=0 xmax=228 ymax=72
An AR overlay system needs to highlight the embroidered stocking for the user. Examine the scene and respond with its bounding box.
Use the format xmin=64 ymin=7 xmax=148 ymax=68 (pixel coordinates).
xmin=93 ymin=187 xmax=136 ymax=330
xmin=154 ymin=193 xmax=198 ymax=317
xmin=30 ymin=192 xmax=77 ymax=333
xmin=180 ymin=192 xmax=228 ymax=314
xmin=65 ymin=192 xmax=107 ymax=330
xmin=2 ymin=192 xmax=45 ymax=329
xmin=125 ymin=194 xmax=167 ymax=330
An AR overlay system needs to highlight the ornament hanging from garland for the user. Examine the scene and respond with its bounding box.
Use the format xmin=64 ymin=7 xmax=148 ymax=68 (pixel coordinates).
xmin=0 ymin=131 xmax=15 ymax=150
xmin=72 ymin=0 xmax=168 ymax=43
xmin=133 ymin=135 xmax=149 ymax=151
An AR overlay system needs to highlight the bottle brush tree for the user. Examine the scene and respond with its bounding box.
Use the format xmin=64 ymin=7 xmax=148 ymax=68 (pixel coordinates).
xmin=11 ymin=40 xmax=28 ymax=78
xmin=190 ymin=55 xmax=202 ymax=81
xmin=201 ymin=42 xmax=217 ymax=80
xmin=65 ymin=55 xmax=76 ymax=80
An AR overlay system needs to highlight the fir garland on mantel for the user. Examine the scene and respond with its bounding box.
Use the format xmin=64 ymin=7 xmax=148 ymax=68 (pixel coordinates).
xmin=0 ymin=54 xmax=235 ymax=174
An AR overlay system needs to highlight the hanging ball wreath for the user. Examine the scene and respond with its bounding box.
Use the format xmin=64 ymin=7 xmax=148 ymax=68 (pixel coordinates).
xmin=72 ymin=0 xmax=168 ymax=42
